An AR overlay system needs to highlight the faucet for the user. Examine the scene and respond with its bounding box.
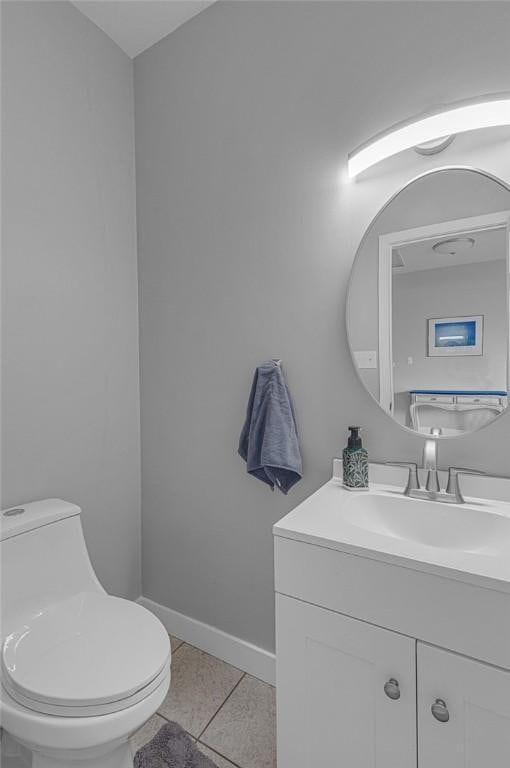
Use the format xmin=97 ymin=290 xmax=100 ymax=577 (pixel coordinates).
xmin=423 ymin=428 xmax=441 ymax=492
xmin=387 ymin=428 xmax=485 ymax=503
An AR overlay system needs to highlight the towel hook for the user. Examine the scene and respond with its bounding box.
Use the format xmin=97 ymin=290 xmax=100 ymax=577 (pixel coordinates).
xmin=272 ymin=358 xmax=282 ymax=366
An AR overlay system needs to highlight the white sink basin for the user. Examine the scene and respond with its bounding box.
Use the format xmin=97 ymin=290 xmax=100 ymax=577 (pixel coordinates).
xmin=342 ymin=492 xmax=509 ymax=552
xmin=274 ymin=465 xmax=510 ymax=594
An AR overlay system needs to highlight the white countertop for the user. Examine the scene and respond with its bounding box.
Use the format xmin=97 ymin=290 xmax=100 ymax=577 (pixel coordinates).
xmin=273 ymin=463 xmax=510 ymax=594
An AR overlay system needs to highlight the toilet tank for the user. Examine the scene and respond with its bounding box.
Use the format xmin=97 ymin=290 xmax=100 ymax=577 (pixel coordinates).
xmin=1 ymin=499 xmax=104 ymax=635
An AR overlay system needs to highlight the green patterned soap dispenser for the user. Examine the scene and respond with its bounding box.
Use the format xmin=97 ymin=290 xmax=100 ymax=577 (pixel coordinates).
xmin=342 ymin=426 xmax=369 ymax=491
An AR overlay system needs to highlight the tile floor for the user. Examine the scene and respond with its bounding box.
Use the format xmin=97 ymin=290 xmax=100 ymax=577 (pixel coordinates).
xmin=131 ymin=635 xmax=276 ymax=768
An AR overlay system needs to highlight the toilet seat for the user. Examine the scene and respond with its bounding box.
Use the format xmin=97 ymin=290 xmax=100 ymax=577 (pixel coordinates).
xmin=2 ymin=592 xmax=170 ymax=717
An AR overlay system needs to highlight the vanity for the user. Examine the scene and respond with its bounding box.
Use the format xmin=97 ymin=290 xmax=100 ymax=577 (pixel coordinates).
xmin=274 ymin=462 xmax=510 ymax=767
xmin=273 ymin=161 xmax=510 ymax=765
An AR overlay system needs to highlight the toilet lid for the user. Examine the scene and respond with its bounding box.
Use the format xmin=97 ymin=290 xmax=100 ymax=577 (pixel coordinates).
xmin=2 ymin=592 xmax=170 ymax=709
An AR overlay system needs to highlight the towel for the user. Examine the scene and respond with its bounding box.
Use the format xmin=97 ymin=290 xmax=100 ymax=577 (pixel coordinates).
xmin=238 ymin=361 xmax=302 ymax=494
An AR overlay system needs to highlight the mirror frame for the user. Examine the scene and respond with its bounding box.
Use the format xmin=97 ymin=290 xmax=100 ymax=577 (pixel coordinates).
xmin=346 ymin=165 xmax=510 ymax=439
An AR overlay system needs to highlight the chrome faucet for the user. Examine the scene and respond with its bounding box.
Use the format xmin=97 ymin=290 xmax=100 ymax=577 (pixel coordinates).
xmin=423 ymin=428 xmax=441 ymax=492
xmin=445 ymin=467 xmax=486 ymax=503
xmin=387 ymin=428 xmax=485 ymax=503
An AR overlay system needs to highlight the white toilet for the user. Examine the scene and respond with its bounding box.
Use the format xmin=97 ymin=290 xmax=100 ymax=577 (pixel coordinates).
xmin=0 ymin=499 xmax=171 ymax=768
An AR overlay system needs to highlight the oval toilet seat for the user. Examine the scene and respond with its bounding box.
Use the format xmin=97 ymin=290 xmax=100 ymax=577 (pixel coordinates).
xmin=0 ymin=665 xmax=171 ymax=752
xmin=2 ymin=592 xmax=170 ymax=718
xmin=1 ymin=661 xmax=169 ymax=717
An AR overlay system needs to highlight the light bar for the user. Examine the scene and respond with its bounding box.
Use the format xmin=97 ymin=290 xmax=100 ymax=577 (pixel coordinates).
xmin=348 ymin=94 xmax=510 ymax=179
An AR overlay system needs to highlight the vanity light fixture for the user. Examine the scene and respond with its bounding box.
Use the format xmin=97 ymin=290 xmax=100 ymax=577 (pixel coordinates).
xmin=348 ymin=93 xmax=510 ymax=179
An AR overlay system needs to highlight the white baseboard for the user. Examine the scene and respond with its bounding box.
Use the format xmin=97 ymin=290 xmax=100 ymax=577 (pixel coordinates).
xmin=137 ymin=596 xmax=276 ymax=686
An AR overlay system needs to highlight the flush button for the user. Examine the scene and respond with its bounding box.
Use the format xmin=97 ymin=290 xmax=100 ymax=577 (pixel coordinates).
xmin=3 ymin=508 xmax=24 ymax=517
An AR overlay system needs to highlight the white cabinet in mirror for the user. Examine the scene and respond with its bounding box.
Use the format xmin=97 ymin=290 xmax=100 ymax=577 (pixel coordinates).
xmin=347 ymin=167 xmax=510 ymax=437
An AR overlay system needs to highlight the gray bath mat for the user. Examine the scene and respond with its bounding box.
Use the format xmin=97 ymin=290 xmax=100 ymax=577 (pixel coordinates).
xmin=134 ymin=722 xmax=218 ymax=768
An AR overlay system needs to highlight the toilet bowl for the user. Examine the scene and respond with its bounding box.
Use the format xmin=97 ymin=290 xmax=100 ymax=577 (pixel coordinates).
xmin=0 ymin=499 xmax=171 ymax=768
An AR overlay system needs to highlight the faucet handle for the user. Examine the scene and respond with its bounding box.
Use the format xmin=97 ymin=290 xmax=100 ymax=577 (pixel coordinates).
xmin=446 ymin=467 xmax=486 ymax=503
xmin=385 ymin=461 xmax=420 ymax=494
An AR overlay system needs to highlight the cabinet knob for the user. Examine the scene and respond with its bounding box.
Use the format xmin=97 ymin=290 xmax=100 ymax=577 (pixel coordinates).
xmin=431 ymin=698 xmax=450 ymax=723
xmin=383 ymin=678 xmax=401 ymax=700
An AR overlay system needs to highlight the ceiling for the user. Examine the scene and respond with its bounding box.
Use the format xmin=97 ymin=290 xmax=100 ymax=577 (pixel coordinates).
xmin=71 ymin=1 xmax=215 ymax=58
xmin=393 ymin=226 xmax=507 ymax=275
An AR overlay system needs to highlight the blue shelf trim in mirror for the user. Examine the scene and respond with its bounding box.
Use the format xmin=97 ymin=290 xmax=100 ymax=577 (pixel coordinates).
xmin=409 ymin=389 xmax=508 ymax=396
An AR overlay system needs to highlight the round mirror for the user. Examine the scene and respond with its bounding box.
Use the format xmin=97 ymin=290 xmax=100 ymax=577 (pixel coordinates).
xmin=347 ymin=167 xmax=510 ymax=437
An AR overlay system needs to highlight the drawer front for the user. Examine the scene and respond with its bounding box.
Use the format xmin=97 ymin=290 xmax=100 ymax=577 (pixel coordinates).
xmin=275 ymin=536 xmax=510 ymax=670
xmin=414 ymin=394 xmax=454 ymax=404
xmin=456 ymin=395 xmax=502 ymax=406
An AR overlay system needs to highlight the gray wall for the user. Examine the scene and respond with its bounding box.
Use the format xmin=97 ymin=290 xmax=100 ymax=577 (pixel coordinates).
xmin=134 ymin=0 xmax=510 ymax=653
xmin=2 ymin=1 xmax=141 ymax=599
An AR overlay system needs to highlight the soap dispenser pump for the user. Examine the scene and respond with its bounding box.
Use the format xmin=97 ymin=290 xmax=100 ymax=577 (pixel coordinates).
xmin=343 ymin=426 xmax=369 ymax=490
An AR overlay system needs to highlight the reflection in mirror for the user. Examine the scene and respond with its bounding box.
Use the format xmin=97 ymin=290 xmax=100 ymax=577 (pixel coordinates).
xmin=347 ymin=168 xmax=510 ymax=437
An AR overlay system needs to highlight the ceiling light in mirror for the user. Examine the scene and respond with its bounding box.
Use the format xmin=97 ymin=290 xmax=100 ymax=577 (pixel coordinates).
xmin=432 ymin=237 xmax=475 ymax=256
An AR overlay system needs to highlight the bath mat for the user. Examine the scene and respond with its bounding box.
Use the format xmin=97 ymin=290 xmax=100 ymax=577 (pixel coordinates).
xmin=134 ymin=721 xmax=218 ymax=768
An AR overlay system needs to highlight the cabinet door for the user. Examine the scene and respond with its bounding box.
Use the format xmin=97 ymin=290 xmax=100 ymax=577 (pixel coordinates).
xmin=418 ymin=642 xmax=510 ymax=767
xmin=276 ymin=594 xmax=417 ymax=768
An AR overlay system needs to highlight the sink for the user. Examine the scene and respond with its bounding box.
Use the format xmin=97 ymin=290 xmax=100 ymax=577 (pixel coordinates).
xmin=342 ymin=492 xmax=510 ymax=552
xmin=274 ymin=464 xmax=510 ymax=601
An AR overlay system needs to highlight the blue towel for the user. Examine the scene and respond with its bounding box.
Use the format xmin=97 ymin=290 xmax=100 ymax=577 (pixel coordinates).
xmin=238 ymin=361 xmax=302 ymax=494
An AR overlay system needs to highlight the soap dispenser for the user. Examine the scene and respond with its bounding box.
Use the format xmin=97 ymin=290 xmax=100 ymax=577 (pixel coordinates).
xmin=343 ymin=426 xmax=369 ymax=490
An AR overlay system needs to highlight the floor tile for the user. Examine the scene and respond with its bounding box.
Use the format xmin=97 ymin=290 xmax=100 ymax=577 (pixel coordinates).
xmin=158 ymin=644 xmax=244 ymax=738
xmin=170 ymin=634 xmax=184 ymax=653
xmin=197 ymin=743 xmax=240 ymax=768
xmin=201 ymin=674 xmax=276 ymax=768
xmin=130 ymin=713 xmax=166 ymax=753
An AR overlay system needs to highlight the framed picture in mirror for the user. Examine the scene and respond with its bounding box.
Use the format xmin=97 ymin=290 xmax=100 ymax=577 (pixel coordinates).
xmin=428 ymin=315 xmax=483 ymax=357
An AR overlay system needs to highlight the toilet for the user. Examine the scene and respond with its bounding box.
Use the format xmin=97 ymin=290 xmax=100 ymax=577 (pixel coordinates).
xmin=0 ymin=499 xmax=171 ymax=768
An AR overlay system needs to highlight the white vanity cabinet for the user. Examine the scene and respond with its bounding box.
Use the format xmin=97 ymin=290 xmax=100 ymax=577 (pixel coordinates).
xmin=276 ymin=577 xmax=510 ymax=768
xmin=274 ymin=469 xmax=510 ymax=767
xmin=276 ymin=594 xmax=417 ymax=768
xmin=418 ymin=643 xmax=510 ymax=767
